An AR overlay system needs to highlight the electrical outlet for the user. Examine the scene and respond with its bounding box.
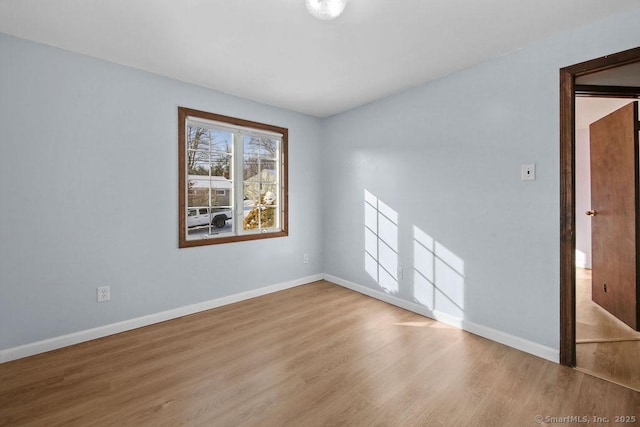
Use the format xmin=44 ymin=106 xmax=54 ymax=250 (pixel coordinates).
xmin=97 ymin=286 xmax=110 ymax=302
xmin=303 ymin=253 xmax=309 ymax=264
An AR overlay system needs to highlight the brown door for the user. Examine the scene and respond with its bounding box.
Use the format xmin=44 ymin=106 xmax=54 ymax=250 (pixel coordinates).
xmin=589 ymin=101 xmax=639 ymax=330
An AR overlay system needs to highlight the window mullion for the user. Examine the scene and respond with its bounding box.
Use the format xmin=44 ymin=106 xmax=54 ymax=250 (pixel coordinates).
xmin=208 ymin=130 xmax=213 ymax=234
xmin=234 ymin=130 xmax=244 ymax=234
xmin=257 ymin=145 xmax=262 ymax=230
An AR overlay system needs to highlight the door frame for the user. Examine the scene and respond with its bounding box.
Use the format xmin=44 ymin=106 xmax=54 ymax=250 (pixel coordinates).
xmin=559 ymin=46 xmax=640 ymax=366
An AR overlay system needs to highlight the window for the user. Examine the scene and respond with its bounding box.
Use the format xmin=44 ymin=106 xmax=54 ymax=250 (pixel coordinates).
xmin=178 ymin=107 xmax=288 ymax=248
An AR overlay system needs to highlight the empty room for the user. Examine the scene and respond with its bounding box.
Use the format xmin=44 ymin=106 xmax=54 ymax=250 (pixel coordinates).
xmin=1 ymin=1 xmax=639 ymax=425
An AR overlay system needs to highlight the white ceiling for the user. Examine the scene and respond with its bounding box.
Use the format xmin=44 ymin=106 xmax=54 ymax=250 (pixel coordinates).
xmin=1 ymin=0 xmax=640 ymax=117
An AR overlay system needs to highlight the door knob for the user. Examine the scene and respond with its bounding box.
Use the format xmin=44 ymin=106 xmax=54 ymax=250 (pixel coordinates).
xmin=586 ymin=210 xmax=597 ymax=216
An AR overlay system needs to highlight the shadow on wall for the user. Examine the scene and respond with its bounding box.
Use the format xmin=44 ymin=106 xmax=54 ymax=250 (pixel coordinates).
xmin=363 ymin=189 xmax=465 ymax=319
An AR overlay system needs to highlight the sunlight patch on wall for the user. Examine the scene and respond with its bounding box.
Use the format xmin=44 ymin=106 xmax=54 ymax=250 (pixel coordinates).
xmin=364 ymin=190 xmax=399 ymax=294
xmin=576 ymin=249 xmax=588 ymax=269
xmin=413 ymin=225 xmax=465 ymax=318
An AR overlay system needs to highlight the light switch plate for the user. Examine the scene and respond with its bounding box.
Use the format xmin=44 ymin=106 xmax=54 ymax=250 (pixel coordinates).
xmin=521 ymin=164 xmax=535 ymax=181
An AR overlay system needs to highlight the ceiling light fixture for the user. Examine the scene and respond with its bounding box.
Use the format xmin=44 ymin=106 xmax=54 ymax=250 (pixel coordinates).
xmin=305 ymin=0 xmax=347 ymax=20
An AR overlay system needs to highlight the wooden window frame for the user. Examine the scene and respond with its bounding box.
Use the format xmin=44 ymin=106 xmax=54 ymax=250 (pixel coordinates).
xmin=178 ymin=107 xmax=288 ymax=248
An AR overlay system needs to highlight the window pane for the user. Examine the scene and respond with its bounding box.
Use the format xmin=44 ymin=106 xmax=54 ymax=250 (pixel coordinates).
xmin=210 ymin=130 xmax=232 ymax=179
xmin=187 ymin=177 xmax=210 ymax=208
xmin=243 ymin=135 xmax=279 ymax=178
xmin=185 ymin=122 xmax=234 ymax=239
xmin=242 ymin=134 xmax=280 ymax=232
xmin=243 ymin=182 xmax=278 ymax=231
xmin=187 ymin=127 xmax=212 ymax=152
xmin=187 ymin=127 xmax=232 ymax=177
xmin=187 ymin=152 xmax=209 ymax=176
xmin=243 ymin=203 xmax=279 ymax=231
xmin=210 ymin=177 xmax=232 ymax=207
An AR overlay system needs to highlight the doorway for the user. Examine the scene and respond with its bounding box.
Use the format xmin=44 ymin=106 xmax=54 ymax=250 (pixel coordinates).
xmin=574 ymin=97 xmax=640 ymax=390
xmin=559 ymin=47 xmax=640 ymax=380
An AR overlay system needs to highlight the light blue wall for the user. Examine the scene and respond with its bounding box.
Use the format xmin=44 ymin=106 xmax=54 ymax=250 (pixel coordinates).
xmin=0 ymin=34 xmax=323 ymax=350
xmin=321 ymin=9 xmax=640 ymax=349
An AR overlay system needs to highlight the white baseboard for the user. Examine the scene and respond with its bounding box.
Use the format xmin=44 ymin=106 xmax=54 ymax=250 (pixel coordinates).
xmin=324 ymin=274 xmax=560 ymax=364
xmin=0 ymin=273 xmax=559 ymax=364
xmin=0 ymin=274 xmax=323 ymax=364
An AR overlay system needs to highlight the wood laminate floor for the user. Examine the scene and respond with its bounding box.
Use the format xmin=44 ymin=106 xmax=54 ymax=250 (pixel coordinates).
xmin=1 ymin=280 xmax=639 ymax=426
xmin=576 ymin=268 xmax=640 ymax=391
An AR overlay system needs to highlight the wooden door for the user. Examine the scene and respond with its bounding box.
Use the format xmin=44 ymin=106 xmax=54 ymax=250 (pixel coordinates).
xmin=589 ymin=101 xmax=639 ymax=330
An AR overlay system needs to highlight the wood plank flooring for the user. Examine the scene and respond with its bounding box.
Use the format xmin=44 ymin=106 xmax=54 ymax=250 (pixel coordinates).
xmin=1 ymin=280 xmax=639 ymax=426
xmin=576 ymin=268 xmax=640 ymax=391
